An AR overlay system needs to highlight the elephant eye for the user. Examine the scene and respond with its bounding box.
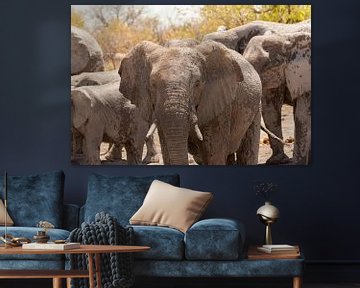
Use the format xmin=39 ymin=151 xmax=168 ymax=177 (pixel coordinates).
xmin=150 ymin=82 xmax=155 ymax=88
xmin=194 ymin=80 xmax=200 ymax=87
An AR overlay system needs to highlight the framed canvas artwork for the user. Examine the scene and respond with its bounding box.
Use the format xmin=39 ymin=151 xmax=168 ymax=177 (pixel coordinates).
xmin=71 ymin=5 xmax=311 ymax=166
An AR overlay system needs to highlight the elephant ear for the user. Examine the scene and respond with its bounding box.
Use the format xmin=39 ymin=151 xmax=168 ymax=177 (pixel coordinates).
xmin=118 ymin=41 xmax=162 ymax=120
xmin=195 ymin=40 xmax=244 ymax=124
xmin=244 ymin=34 xmax=290 ymax=73
xmin=71 ymin=89 xmax=92 ymax=129
xmin=261 ymin=34 xmax=291 ymax=66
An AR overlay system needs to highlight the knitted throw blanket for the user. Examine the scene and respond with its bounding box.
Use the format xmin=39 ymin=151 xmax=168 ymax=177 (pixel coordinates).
xmin=69 ymin=212 xmax=134 ymax=288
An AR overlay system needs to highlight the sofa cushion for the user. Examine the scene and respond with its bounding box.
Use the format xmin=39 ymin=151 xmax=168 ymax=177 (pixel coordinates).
xmin=184 ymin=218 xmax=244 ymax=260
xmin=0 ymin=227 xmax=69 ymax=261
xmin=130 ymin=180 xmax=213 ymax=233
xmin=84 ymin=174 xmax=180 ymax=225
xmin=0 ymin=199 xmax=14 ymax=226
xmin=0 ymin=171 xmax=64 ymax=227
xmin=0 ymin=260 xmax=65 ymax=270
xmin=130 ymin=225 xmax=184 ymax=260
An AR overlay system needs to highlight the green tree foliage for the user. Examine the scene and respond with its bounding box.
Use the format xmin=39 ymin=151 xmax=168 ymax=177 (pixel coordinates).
xmin=259 ymin=5 xmax=311 ymax=23
xmin=200 ymin=5 xmax=257 ymax=33
xmin=71 ymin=10 xmax=85 ymax=28
xmin=73 ymin=5 xmax=311 ymax=69
xmin=95 ymin=19 xmax=159 ymax=69
xmin=160 ymin=5 xmax=310 ymax=42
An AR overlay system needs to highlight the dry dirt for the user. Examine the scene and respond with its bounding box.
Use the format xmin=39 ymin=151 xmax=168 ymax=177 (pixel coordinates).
xmin=100 ymin=105 xmax=294 ymax=165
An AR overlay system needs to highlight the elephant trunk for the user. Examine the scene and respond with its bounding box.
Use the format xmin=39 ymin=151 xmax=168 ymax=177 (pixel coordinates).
xmin=160 ymin=124 xmax=189 ymax=165
xmin=157 ymin=92 xmax=191 ymax=165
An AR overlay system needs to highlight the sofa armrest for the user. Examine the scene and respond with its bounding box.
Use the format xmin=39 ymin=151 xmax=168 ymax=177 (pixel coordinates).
xmin=184 ymin=218 xmax=245 ymax=260
xmin=63 ymin=204 xmax=80 ymax=231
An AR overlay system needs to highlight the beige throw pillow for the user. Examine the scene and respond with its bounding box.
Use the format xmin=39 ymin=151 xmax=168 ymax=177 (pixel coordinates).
xmin=0 ymin=199 xmax=14 ymax=226
xmin=130 ymin=180 xmax=213 ymax=233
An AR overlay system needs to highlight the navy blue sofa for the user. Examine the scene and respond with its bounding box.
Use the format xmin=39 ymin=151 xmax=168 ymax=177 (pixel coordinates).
xmin=80 ymin=173 xmax=304 ymax=282
xmin=0 ymin=171 xmax=303 ymax=286
xmin=0 ymin=171 xmax=79 ymax=270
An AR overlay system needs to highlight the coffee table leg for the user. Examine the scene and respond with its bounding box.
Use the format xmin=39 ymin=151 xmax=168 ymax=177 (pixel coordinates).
xmin=293 ymin=276 xmax=302 ymax=288
xmin=52 ymin=278 xmax=62 ymax=288
xmin=66 ymin=277 xmax=72 ymax=288
xmin=88 ymin=253 xmax=95 ymax=288
xmin=95 ymin=253 xmax=102 ymax=288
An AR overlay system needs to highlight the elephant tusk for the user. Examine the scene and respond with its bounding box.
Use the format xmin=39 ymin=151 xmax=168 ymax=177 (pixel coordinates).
xmin=194 ymin=124 xmax=203 ymax=141
xmin=146 ymin=121 xmax=157 ymax=140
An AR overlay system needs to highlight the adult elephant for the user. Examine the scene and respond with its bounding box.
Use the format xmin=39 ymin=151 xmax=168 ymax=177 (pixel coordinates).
xmin=243 ymin=32 xmax=311 ymax=165
xmin=203 ymin=20 xmax=311 ymax=54
xmin=71 ymin=82 xmax=151 ymax=165
xmin=119 ymin=40 xmax=262 ymax=165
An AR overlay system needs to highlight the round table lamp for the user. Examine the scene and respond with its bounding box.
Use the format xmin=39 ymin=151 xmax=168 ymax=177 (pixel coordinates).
xmin=257 ymin=201 xmax=280 ymax=245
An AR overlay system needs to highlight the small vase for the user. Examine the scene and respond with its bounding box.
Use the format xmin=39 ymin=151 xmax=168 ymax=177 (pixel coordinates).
xmin=33 ymin=230 xmax=50 ymax=243
xmin=256 ymin=201 xmax=280 ymax=245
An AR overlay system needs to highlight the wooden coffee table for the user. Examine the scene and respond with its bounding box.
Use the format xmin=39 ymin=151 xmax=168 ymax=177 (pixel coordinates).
xmin=247 ymin=245 xmax=303 ymax=288
xmin=0 ymin=244 xmax=150 ymax=288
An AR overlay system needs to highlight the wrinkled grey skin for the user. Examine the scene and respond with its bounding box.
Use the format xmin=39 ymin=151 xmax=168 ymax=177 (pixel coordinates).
xmin=203 ymin=20 xmax=311 ymax=54
xmin=71 ymin=82 xmax=150 ymax=165
xmin=71 ymin=70 xmax=120 ymax=88
xmin=119 ymin=40 xmax=262 ymax=165
xmin=164 ymin=39 xmax=200 ymax=48
xmin=71 ymin=26 xmax=104 ymax=75
xmin=244 ymin=32 xmax=311 ymax=164
xmin=71 ymin=72 xmax=158 ymax=164
xmin=205 ymin=20 xmax=311 ymax=164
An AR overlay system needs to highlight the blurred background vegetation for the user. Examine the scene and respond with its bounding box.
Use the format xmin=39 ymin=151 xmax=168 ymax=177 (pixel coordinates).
xmin=71 ymin=5 xmax=311 ymax=70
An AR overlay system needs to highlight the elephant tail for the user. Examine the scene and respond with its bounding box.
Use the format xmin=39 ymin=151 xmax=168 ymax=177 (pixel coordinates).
xmin=260 ymin=124 xmax=289 ymax=146
xmin=259 ymin=103 xmax=290 ymax=146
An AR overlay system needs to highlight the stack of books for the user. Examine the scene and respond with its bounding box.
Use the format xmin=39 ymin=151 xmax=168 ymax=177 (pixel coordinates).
xmin=257 ymin=244 xmax=299 ymax=254
xmin=22 ymin=242 xmax=80 ymax=250
xmin=248 ymin=244 xmax=300 ymax=260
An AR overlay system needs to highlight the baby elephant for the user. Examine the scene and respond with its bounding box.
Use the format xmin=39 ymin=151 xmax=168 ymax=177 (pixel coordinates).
xmin=71 ymin=82 xmax=150 ymax=165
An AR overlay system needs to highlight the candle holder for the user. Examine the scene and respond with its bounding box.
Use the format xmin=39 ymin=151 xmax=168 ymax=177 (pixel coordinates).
xmin=33 ymin=230 xmax=50 ymax=243
xmin=34 ymin=220 xmax=54 ymax=243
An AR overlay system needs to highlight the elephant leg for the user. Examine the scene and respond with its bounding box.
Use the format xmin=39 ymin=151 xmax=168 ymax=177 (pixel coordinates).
xmin=226 ymin=153 xmax=236 ymax=165
xmin=125 ymin=139 xmax=143 ymax=165
xmin=105 ymin=143 xmax=123 ymax=161
xmin=142 ymin=134 xmax=159 ymax=164
xmin=292 ymin=92 xmax=311 ymax=164
xmin=262 ymin=88 xmax=290 ymax=164
xmin=84 ymin=128 xmax=103 ymax=165
xmin=236 ymin=110 xmax=261 ymax=165
xmin=198 ymin=127 xmax=227 ymax=165
xmin=71 ymin=128 xmax=83 ymax=162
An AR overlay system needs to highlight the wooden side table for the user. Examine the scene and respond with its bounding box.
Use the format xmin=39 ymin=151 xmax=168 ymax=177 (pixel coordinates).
xmin=247 ymin=245 xmax=303 ymax=288
xmin=0 ymin=244 xmax=150 ymax=288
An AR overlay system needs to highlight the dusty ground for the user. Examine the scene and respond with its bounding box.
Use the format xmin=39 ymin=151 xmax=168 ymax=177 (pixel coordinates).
xmin=258 ymin=104 xmax=294 ymax=164
xmin=100 ymin=104 xmax=294 ymax=165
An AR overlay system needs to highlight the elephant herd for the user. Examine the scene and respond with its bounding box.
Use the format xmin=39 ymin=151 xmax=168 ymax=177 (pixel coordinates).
xmin=71 ymin=20 xmax=311 ymax=166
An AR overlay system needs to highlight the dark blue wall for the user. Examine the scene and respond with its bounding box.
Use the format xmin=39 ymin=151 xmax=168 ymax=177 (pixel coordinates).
xmin=0 ymin=0 xmax=359 ymax=264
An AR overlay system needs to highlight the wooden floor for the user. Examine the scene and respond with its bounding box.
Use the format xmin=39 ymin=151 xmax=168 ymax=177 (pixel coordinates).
xmin=1 ymin=279 xmax=360 ymax=288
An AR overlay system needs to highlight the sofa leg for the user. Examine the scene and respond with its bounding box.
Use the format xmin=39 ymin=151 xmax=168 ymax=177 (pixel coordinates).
xmin=53 ymin=278 xmax=62 ymax=288
xmin=293 ymin=276 xmax=302 ymax=288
